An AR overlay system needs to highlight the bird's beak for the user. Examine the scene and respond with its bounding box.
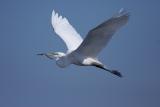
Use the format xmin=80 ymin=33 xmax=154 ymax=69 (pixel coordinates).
xmin=52 ymin=52 xmax=59 ymax=55
xmin=37 ymin=53 xmax=45 ymax=56
xmin=37 ymin=52 xmax=58 ymax=56
xmin=37 ymin=52 xmax=57 ymax=59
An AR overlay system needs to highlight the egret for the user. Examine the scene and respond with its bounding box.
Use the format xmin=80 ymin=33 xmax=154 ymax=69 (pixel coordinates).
xmin=38 ymin=9 xmax=130 ymax=77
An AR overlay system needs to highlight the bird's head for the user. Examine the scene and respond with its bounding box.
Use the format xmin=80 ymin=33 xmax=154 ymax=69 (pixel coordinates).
xmin=37 ymin=52 xmax=70 ymax=68
xmin=37 ymin=52 xmax=65 ymax=60
xmin=51 ymin=52 xmax=65 ymax=58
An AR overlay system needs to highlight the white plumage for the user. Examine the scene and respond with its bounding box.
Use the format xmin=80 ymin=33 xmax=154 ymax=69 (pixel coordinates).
xmin=38 ymin=9 xmax=130 ymax=77
xmin=51 ymin=10 xmax=83 ymax=52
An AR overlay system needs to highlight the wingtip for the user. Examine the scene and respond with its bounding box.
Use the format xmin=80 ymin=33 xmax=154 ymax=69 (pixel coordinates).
xmin=51 ymin=9 xmax=55 ymax=22
xmin=116 ymin=8 xmax=130 ymax=18
xmin=119 ymin=8 xmax=124 ymax=13
xmin=51 ymin=9 xmax=59 ymax=25
xmin=52 ymin=9 xmax=55 ymax=15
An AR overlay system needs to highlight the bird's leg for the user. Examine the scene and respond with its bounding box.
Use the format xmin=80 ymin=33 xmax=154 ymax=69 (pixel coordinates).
xmin=92 ymin=63 xmax=122 ymax=77
xmin=104 ymin=68 xmax=122 ymax=78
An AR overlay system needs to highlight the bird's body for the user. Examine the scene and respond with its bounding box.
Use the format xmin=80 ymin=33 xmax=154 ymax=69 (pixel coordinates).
xmin=67 ymin=51 xmax=101 ymax=66
xmin=43 ymin=51 xmax=100 ymax=67
xmin=38 ymin=8 xmax=130 ymax=77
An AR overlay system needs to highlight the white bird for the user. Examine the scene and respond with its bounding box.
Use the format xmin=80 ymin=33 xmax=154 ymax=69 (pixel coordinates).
xmin=38 ymin=9 xmax=130 ymax=77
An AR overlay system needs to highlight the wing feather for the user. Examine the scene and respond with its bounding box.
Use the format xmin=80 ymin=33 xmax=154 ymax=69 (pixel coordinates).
xmin=76 ymin=9 xmax=130 ymax=57
xmin=51 ymin=10 xmax=83 ymax=52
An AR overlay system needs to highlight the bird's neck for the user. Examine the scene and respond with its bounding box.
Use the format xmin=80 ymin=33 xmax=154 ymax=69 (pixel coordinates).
xmin=56 ymin=55 xmax=70 ymax=68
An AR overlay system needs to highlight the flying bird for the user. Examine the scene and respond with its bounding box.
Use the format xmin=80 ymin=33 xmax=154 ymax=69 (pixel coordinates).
xmin=38 ymin=9 xmax=130 ymax=77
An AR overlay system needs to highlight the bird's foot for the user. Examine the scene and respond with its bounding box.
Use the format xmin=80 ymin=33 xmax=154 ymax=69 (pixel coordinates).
xmin=111 ymin=70 xmax=123 ymax=77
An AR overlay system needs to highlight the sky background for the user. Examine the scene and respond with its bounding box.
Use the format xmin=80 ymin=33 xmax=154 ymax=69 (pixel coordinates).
xmin=0 ymin=0 xmax=160 ymax=107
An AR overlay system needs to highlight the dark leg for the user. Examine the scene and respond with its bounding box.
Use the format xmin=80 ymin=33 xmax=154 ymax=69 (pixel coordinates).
xmin=93 ymin=63 xmax=122 ymax=77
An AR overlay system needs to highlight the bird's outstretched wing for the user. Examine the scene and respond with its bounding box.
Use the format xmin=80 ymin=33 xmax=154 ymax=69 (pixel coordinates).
xmin=51 ymin=10 xmax=83 ymax=52
xmin=76 ymin=9 xmax=130 ymax=57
